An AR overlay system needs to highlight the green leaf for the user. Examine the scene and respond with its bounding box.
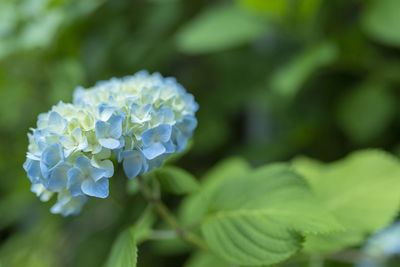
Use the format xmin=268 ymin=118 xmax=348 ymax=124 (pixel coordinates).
xmin=179 ymin=157 xmax=251 ymax=227
xmin=336 ymin=83 xmax=396 ymax=144
xmin=154 ymin=166 xmax=199 ymax=195
xmin=237 ymin=0 xmax=288 ymax=16
xmin=105 ymin=229 xmax=137 ymax=267
xmin=175 ymin=3 xmax=266 ymax=54
xmin=201 ymin=164 xmax=343 ymax=266
xmin=270 ymin=41 xmax=338 ymax=98
xmin=362 ymin=0 xmax=400 ymax=47
xmin=0 ymin=217 xmax=61 ymax=267
xmin=238 ymin=0 xmax=321 ymax=20
xmin=297 ymin=0 xmax=322 ymax=19
xmin=184 ymin=251 xmax=230 ymax=267
xmin=133 ymin=207 xmax=157 ymax=244
xmin=293 ymin=150 xmax=400 ymax=253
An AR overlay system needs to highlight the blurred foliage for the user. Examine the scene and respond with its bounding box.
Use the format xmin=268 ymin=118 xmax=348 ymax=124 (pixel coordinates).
xmin=294 ymin=150 xmax=400 ymax=253
xmin=175 ymin=3 xmax=266 ymax=54
xmin=2 ymin=0 xmax=400 ymax=266
xmin=200 ymin=163 xmax=343 ymax=265
xmin=105 ymin=228 xmax=137 ymax=267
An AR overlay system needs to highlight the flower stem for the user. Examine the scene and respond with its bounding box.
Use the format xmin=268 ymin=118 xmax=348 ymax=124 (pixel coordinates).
xmin=136 ymin=175 xmax=208 ymax=250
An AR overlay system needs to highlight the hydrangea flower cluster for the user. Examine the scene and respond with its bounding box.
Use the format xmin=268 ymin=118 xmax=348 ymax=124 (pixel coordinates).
xmin=23 ymin=71 xmax=198 ymax=216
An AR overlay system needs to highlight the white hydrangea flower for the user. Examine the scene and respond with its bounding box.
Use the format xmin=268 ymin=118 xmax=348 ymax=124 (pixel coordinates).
xmin=23 ymin=71 xmax=198 ymax=216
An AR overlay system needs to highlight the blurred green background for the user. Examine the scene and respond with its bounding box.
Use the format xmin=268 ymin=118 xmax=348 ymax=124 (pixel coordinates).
xmin=1 ymin=0 xmax=400 ymax=266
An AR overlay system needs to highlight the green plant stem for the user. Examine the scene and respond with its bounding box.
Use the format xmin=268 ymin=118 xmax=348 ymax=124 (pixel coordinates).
xmin=148 ymin=230 xmax=177 ymax=240
xmin=137 ymin=175 xmax=208 ymax=250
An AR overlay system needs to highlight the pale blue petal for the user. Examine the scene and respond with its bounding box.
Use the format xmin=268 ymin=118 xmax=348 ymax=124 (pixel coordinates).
xmin=96 ymin=148 xmax=112 ymax=160
xmin=163 ymin=140 xmax=175 ymax=154
xmin=95 ymin=159 xmax=114 ymax=178
xmin=89 ymin=166 xmax=107 ymax=182
xmin=108 ymin=114 xmax=124 ymax=139
xmin=136 ymin=70 xmax=149 ymax=76
xmin=142 ymin=124 xmax=172 ymax=146
xmin=131 ymin=104 xmax=152 ymax=124
xmin=142 ymin=93 xmax=154 ymax=104
xmin=23 ymin=158 xmax=42 ymax=183
xmin=67 ymin=167 xmax=84 ymax=196
xmin=63 ymin=195 xmax=87 ymax=216
xmin=41 ymin=143 xmax=63 ymax=168
xmin=99 ymin=138 xmax=120 ymax=149
xmin=50 ymin=200 xmax=67 ymax=215
xmin=136 ymin=147 xmax=149 ymax=174
xmin=91 ymin=143 xmax=102 ymax=154
xmin=81 ymin=178 xmax=109 ymax=198
xmin=34 ymin=129 xmax=48 ymax=150
xmin=142 ymin=104 xmax=152 ymax=114
xmin=99 ymin=104 xmax=114 ymax=121
xmin=26 ymin=150 xmax=40 ymax=160
xmin=37 ymin=113 xmax=48 ymax=128
xmin=172 ymin=127 xmax=187 ymax=153
xmin=30 ymin=184 xmax=53 ymax=202
xmin=64 ymin=148 xmax=75 ymax=158
xmin=47 ymin=162 xmax=71 ymax=191
xmin=131 ymin=115 xmax=141 ymax=124
xmin=75 ymin=156 xmax=91 ymax=170
xmin=157 ymin=124 xmax=172 ymax=142
xmin=143 ymin=143 xmax=165 ymax=160
xmin=122 ymin=150 xmax=143 ymax=178
xmin=71 ymin=127 xmax=82 ymax=140
xmin=72 ymin=86 xmax=85 ymax=104
xmin=118 ymin=136 xmax=125 ymax=148
xmin=95 ymin=120 xmax=110 ymax=139
xmin=141 ymin=159 xmax=149 ymax=174
xmin=40 ymin=143 xmax=63 ymax=177
xmin=177 ymin=116 xmax=197 ymax=137
xmin=48 ymin=111 xmax=66 ymax=133
xmin=147 ymin=153 xmax=169 ymax=170
xmin=77 ymin=136 xmax=88 ymax=151
xmin=142 ymin=128 xmax=156 ymax=146
xmin=51 ymin=194 xmax=87 ymax=216
xmin=57 ymin=191 xmax=71 ymax=206
xmin=115 ymin=149 xmax=123 ymax=163
xmin=59 ymin=135 xmax=75 ymax=148
xmin=157 ymin=107 xmax=174 ymax=123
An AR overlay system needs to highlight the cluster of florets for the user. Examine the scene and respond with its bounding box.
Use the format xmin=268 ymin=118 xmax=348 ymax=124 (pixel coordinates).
xmin=23 ymin=71 xmax=198 ymax=216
